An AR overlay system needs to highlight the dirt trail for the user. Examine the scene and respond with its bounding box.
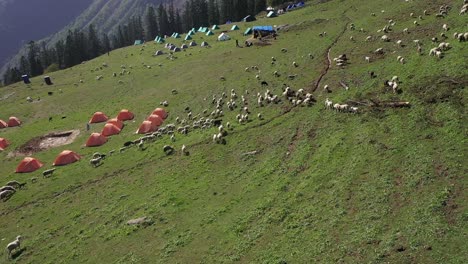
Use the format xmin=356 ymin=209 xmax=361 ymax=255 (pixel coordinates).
xmin=312 ymin=22 xmax=350 ymax=92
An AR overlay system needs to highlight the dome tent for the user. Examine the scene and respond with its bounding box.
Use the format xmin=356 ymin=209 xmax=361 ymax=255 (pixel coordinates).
xmin=218 ymin=33 xmax=231 ymax=41
xmin=154 ymin=50 xmax=164 ymax=56
xmin=107 ymin=118 xmax=124 ymax=129
xmin=137 ymin=121 xmax=158 ymax=134
xmin=152 ymin=108 xmax=168 ymax=119
xmin=7 ymin=116 xmax=21 ymax=127
xmin=181 ymin=44 xmax=189 ymax=49
xmin=0 ymin=119 xmax=8 ymax=128
xmin=189 ymin=41 xmax=197 ymax=46
xmin=86 ymin=133 xmax=107 ymax=147
xmin=16 ymin=157 xmax=43 ymax=173
xmin=147 ymin=114 xmax=163 ymax=127
xmin=201 ymin=41 xmax=210 ymax=47
xmin=101 ymin=123 xmax=121 ymax=137
xmin=231 ymin=25 xmax=240 ymax=30
xmin=89 ymin=112 xmax=108 ymax=123
xmin=117 ymin=109 xmax=134 ymax=121
xmin=53 ymin=150 xmax=81 ymax=166
xmin=0 ymin=137 xmax=9 ymax=150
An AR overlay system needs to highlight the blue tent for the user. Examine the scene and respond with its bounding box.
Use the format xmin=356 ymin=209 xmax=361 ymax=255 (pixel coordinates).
xmin=252 ymin=26 xmax=275 ymax=32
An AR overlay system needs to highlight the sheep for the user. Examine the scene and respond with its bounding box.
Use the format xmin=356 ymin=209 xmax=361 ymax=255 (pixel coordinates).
xmin=257 ymin=113 xmax=263 ymax=120
xmin=365 ymin=56 xmax=371 ymax=63
xmin=42 ymin=168 xmax=56 ymax=178
xmin=5 ymin=236 xmax=22 ymax=259
xmin=163 ymin=145 xmax=174 ymax=155
xmin=89 ymin=157 xmax=102 ymax=167
xmin=374 ymin=48 xmax=384 ymax=54
xmin=403 ymin=28 xmax=409 ymax=34
xmin=6 ymin=181 xmax=26 ymax=189
xmin=442 ymin=24 xmax=449 ymax=31
xmin=292 ymin=61 xmax=298 ymax=67
xmin=414 ymin=21 xmax=419 ymax=26
xmin=396 ymin=40 xmax=404 ymax=47
xmin=381 ymin=35 xmax=390 ymax=42
xmin=325 ymin=98 xmax=333 ymax=109
xmin=349 ymin=106 xmax=359 ymax=113
xmin=0 ymin=190 xmax=15 ymax=201
xmin=181 ymin=145 xmax=188 ymax=155
xmin=438 ymin=42 xmax=451 ymax=51
xmin=119 ymin=147 xmax=127 ymax=153
xmin=366 ymin=36 xmax=372 ymax=41
xmin=323 ymin=84 xmax=331 ymax=93
xmin=255 ymin=75 xmax=260 ymax=80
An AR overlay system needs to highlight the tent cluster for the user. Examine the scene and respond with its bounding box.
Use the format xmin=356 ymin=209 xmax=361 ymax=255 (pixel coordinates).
xmin=137 ymin=108 xmax=167 ymax=134
xmin=15 ymin=149 xmax=82 ymax=173
xmin=86 ymin=109 xmax=135 ymax=147
xmin=0 ymin=117 xmax=22 ymax=129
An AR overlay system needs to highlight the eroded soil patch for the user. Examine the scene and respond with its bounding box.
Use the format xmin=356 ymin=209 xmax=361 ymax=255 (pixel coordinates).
xmin=10 ymin=130 xmax=80 ymax=156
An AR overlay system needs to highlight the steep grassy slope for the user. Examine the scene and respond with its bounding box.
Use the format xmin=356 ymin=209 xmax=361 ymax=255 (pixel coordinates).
xmin=0 ymin=0 xmax=467 ymax=263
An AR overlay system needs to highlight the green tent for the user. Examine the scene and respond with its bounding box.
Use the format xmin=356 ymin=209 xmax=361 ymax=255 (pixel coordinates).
xmin=267 ymin=11 xmax=277 ymax=18
xmin=231 ymin=25 xmax=240 ymax=30
xmin=173 ymin=33 xmax=180 ymax=38
xmin=212 ymin=25 xmax=220 ymax=30
xmin=198 ymin=27 xmax=204 ymax=32
xmin=200 ymin=27 xmax=208 ymax=33
xmin=244 ymin=28 xmax=252 ymax=35
xmin=184 ymin=35 xmax=192 ymax=40
xmin=187 ymin=30 xmax=194 ymax=36
xmin=134 ymin=40 xmax=143 ymax=45
xmin=206 ymin=30 xmax=214 ymax=36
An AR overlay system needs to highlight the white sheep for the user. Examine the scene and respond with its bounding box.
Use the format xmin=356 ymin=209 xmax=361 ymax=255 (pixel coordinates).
xmin=381 ymin=35 xmax=390 ymax=42
xmin=325 ymin=98 xmax=333 ymax=109
xmin=365 ymin=56 xmax=371 ymax=63
xmin=366 ymin=36 xmax=372 ymax=41
xmin=6 ymin=236 xmax=22 ymax=259
xmin=257 ymin=113 xmax=263 ymax=120
xmin=349 ymin=106 xmax=359 ymax=113
xmin=442 ymin=24 xmax=449 ymax=31
xmin=181 ymin=145 xmax=188 ymax=155
xmin=323 ymin=84 xmax=330 ymax=92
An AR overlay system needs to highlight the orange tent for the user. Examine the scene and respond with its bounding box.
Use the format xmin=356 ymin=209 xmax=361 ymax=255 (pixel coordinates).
xmin=85 ymin=133 xmax=107 ymax=147
xmin=147 ymin=114 xmax=163 ymax=127
xmin=0 ymin=137 xmax=9 ymax=150
xmin=136 ymin=120 xmax=157 ymax=134
xmin=16 ymin=157 xmax=43 ymax=173
xmin=0 ymin=119 xmax=7 ymax=129
xmin=152 ymin=108 xmax=168 ymax=119
xmin=7 ymin=116 xmax=21 ymax=127
xmin=107 ymin=118 xmax=124 ymax=129
xmin=101 ymin=123 xmax=121 ymax=136
xmin=89 ymin=112 xmax=108 ymax=124
xmin=53 ymin=150 xmax=81 ymax=166
xmin=117 ymin=109 xmax=134 ymax=121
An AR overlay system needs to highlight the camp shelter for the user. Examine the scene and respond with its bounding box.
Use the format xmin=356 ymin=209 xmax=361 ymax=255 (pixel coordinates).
xmin=53 ymin=150 xmax=81 ymax=166
xmin=244 ymin=28 xmax=252 ymax=35
xmin=267 ymin=11 xmax=277 ymax=17
xmin=201 ymin=41 xmax=210 ymax=47
xmin=184 ymin=35 xmax=192 ymax=40
xmin=152 ymin=108 xmax=168 ymax=119
xmin=171 ymin=47 xmax=181 ymax=52
xmin=181 ymin=44 xmax=189 ymax=49
xmin=117 ymin=109 xmax=134 ymax=121
xmin=7 ymin=116 xmax=21 ymax=127
xmin=22 ymin=74 xmax=31 ymax=84
xmin=189 ymin=41 xmax=197 ymax=46
xmin=0 ymin=119 xmax=7 ymax=128
xmin=0 ymin=137 xmax=9 ymax=150
xmin=212 ymin=25 xmax=220 ymax=30
xmin=86 ymin=133 xmax=107 ymax=147
xmin=243 ymin=15 xmax=256 ymax=22
xmin=199 ymin=27 xmax=208 ymax=33
xmin=101 ymin=123 xmax=121 ymax=137
xmin=147 ymin=114 xmax=163 ymax=127
xmin=173 ymin=33 xmax=180 ymax=38
xmin=134 ymin=40 xmax=143 ymax=45
xmin=107 ymin=118 xmax=124 ymax=129
xmin=198 ymin=27 xmax=204 ymax=32
xmin=154 ymin=50 xmax=164 ymax=56
xmin=137 ymin=121 xmax=158 ymax=134
xmin=89 ymin=112 xmax=108 ymax=124
xmin=231 ymin=25 xmax=240 ymax=30
xmin=218 ymin=33 xmax=231 ymax=41
xmin=206 ymin=30 xmax=214 ymax=36
xmin=44 ymin=76 xmax=53 ymax=85
xmin=187 ymin=30 xmax=194 ymax=36
xmin=16 ymin=157 xmax=43 ymax=173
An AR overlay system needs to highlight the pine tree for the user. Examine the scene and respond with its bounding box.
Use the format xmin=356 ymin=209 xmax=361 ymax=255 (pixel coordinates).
xmin=102 ymin=34 xmax=111 ymax=53
xmin=157 ymin=4 xmax=170 ymax=36
xmin=168 ymin=1 xmax=176 ymax=33
xmin=87 ymin=24 xmax=101 ymax=59
xmin=144 ymin=5 xmax=159 ymax=40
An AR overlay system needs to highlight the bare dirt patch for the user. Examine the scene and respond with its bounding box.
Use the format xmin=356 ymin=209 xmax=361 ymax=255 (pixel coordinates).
xmin=10 ymin=130 xmax=80 ymax=156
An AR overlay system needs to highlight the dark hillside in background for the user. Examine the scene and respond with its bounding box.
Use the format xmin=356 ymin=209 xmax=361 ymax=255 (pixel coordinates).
xmin=0 ymin=0 xmax=94 ymax=67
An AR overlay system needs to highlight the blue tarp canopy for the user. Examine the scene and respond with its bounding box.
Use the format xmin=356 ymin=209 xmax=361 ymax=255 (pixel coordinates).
xmin=252 ymin=26 xmax=275 ymax=32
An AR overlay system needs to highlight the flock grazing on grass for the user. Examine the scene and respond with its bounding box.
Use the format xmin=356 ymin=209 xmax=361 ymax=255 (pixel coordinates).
xmin=3 ymin=0 xmax=468 ymax=260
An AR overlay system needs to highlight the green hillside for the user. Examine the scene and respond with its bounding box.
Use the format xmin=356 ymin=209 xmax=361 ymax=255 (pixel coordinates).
xmin=0 ymin=0 xmax=467 ymax=263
